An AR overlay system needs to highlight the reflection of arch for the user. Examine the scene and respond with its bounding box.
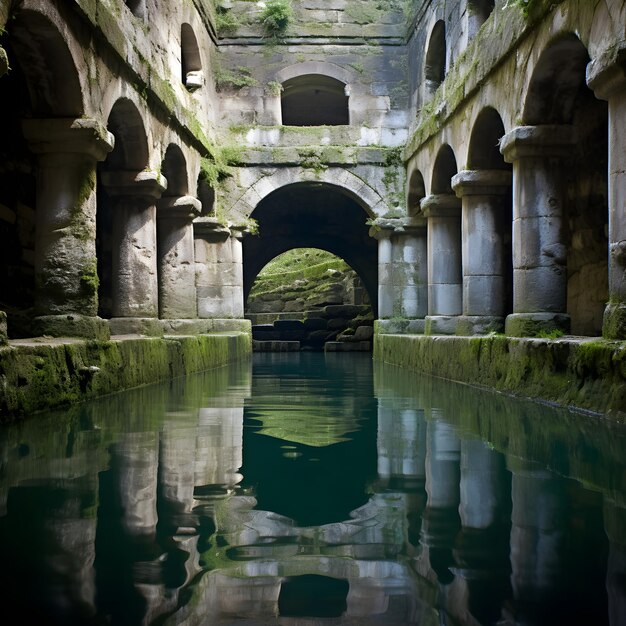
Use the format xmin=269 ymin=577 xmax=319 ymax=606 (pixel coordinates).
xmin=161 ymin=144 xmax=188 ymax=197
xmin=228 ymin=168 xmax=388 ymax=218
xmin=281 ymin=75 xmax=349 ymax=126
xmin=242 ymin=183 xmax=378 ymax=313
xmin=104 ymin=98 xmax=149 ymax=170
xmin=431 ymin=144 xmax=457 ymax=194
xmin=407 ymin=169 xmax=426 ymax=216
xmin=8 ymin=9 xmax=83 ymax=116
xmin=425 ymin=21 xmax=446 ymax=94
xmin=181 ymin=24 xmax=203 ymax=91
xmin=468 ymin=107 xmax=509 ymax=170
xmin=523 ymin=34 xmax=590 ymax=125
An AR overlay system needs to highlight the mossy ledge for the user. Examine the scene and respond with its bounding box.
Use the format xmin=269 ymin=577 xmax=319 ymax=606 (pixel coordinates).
xmin=0 ymin=332 xmax=252 ymax=421
xmin=374 ymin=330 xmax=626 ymax=417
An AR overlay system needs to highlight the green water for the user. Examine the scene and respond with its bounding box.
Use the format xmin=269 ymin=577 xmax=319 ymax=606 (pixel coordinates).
xmin=0 ymin=352 xmax=624 ymax=625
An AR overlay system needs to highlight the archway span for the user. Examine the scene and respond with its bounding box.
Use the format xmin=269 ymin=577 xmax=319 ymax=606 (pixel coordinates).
xmin=431 ymin=144 xmax=457 ymax=194
xmin=468 ymin=107 xmax=509 ymax=170
xmin=161 ymin=144 xmax=188 ymax=197
xmin=281 ymin=75 xmax=349 ymax=126
xmin=523 ymin=33 xmax=590 ymax=125
xmin=424 ymin=20 xmax=446 ymax=95
xmin=243 ymin=183 xmax=378 ymax=315
xmin=274 ymin=61 xmax=354 ymax=87
xmin=7 ymin=8 xmax=83 ymax=116
xmin=228 ymin=168 xmax=388 ymax=219
xmin=104 ymin=98 xmax=150 ymax=171
xmin=407 ymin=169 xmax=426 ymax=216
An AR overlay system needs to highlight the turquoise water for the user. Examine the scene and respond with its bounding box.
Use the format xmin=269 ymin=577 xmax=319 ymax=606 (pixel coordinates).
xmin=0 ymin=352 xmax=624 ymax=625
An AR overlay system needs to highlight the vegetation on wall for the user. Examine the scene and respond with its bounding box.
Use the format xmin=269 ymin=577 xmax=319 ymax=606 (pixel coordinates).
xmin=261 ymin=0 xmax=293 ymax=36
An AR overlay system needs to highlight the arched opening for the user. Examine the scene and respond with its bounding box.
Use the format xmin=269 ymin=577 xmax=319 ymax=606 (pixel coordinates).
xmin=247 ymin=248 xmax=373 ymax=349
xmin=468 ymin=0 xmax=495 ymax=37
xmin=161 ymin=144 xmax=188 ymax=198
xmin=467 ymin=107 xmax=514 ymax=320
xmin=408 ymin=169 xmax=426 ymax=217
xmin=523 ymin=35 xmax=608 ymax=336
xmin=124 ymin=0 xmax=145 ymax=19
xmin=0 ymin=9 xmax=84 ymax=337
xmin=196 ymin=179 xmax=215 ymax=215
xmin=181 ymin=24 xmax=203 ymax=92
xmin=96 ymin=99 xmax=150 ymax=320
xmin=424 ymin=21 xmax=446 ymax=95
xmin=432 ymin=144 xmax=457 ymax=195
xmin=281 ymin=75 xmax=349 ymax=126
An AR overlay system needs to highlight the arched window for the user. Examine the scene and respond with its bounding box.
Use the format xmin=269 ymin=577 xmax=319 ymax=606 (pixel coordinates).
xmin=424 ymin=21 xmax=446 ymax=95
xmin=124 ymin=0 xmax=145 ymax=18
xmin=181 ymin=24 xmax=203 ymax=92
xmin=281 ymin=75 xmax=349 ymax=126
xmin=468 ymin=0 xmax=495 ymax=37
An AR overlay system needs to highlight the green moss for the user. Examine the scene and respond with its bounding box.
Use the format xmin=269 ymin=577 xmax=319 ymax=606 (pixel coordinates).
xmin=261 ymin=0 xmax=292 ymax=36
xmin=80 ymin=260 xmax=99 ymax=296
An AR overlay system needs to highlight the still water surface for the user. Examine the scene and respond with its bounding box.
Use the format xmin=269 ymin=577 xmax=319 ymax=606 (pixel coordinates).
xmin=1 ymin=352 xmax=625 ymax=625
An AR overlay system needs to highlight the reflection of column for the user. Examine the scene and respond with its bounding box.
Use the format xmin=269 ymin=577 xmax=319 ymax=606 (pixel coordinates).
xmin=157 ymin=195 xmax=201 ymax=323
xmin=455 ymin=440 xmax=510 ymax=625
xmin=452 ymin=169 xmax=511 ymax=335
xmin=373 ymin=218 xmax=428 ymax=333
xmin=194 ymin=218 xmax=245 ymax=319
xmin=508 ymin=460 xmax=569 ymax=624
xmin=421 ymin=194 xmax=462 ymax=335
xmin=100 ymin=170 xmax=166 ymax=336
xmin=588 ymin=50 xmax=626 ymax=338
xmin=604 ymin=500 xmax=626 ymax=626
xmin=500 ymin=125 xmax=574 ymax=337
xmin=422 ymin=417 xmax=461 ymax=584
xmin=22 ymin=118 xmax=114 ymax=339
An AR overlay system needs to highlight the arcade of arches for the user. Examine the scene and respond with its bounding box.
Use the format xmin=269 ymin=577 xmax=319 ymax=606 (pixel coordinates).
xmin=1 ymin=0 xmax=626 ymax=416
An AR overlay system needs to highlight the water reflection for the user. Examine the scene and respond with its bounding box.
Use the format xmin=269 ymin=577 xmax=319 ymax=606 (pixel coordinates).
xmin=0 ymin=353 xmax=624 ymax=625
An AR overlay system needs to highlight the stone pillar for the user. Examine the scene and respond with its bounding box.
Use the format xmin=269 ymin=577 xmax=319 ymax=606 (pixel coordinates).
xmin=452 ymin=170 xmax=512 ymax=335
xmin=156 ymin=195 xmax=202 ymax=334
xmin=421 ymin=194 xmax=462 ymax=335
xmin=500 ymin=125 xmax=574 ymax=337
xmin=22 ymin=118 xmax=114 ymax=339
xmin=100 ymin=170 xmax=165 ymax=337
xmin=0 ymin=46 xmax=8 ymax=77
xmin=194 ymin=217 xmax=245 ymax=320
xmin=588 ymin=49 xmax=626 ymax=338
xmin=373 ymin=218 xmax=428 ymax=333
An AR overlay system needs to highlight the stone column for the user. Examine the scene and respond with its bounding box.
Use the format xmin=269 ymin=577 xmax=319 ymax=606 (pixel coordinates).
xmin=0 ymin=46 xmax=8 ymax=77
xmin=156 ymin=195 xmax=202 ymax=334
xmin=100 ymin=170 xmax=165 ymax=337
xmin=588 ymin=48 xmax=626 ymax=338
xmin=421 ymin=194 xmax=462 ymax=335
xmin=373 ymin=218 xmax=428 ymax=334
xmin=22 ymin=118 xmax=114 ymax=339
xmin=500 ymin=125 xmax=574 ymax=337
xmin=194 ymin=217 xmax=245 ymax=322
xmin=452 ymin=170 xmax=511 ymax=335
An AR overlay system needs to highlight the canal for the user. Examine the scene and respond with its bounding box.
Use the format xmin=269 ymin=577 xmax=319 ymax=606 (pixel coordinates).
xmin=0 ymin=352 xmax=625 ymax=625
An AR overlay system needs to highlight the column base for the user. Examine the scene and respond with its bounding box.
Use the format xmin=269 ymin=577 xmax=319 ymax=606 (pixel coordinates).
xmin=603 ymin=302 xmax=626 ymax=340
xmin=455 ymin=315 xmax=504 ymax=336
xmin=375 ymin=318 xmax=425 ymax=334
xmin=33 ymin=314 xmax=111 ymax=340
xmin=160 ymin=319 xmax=210 ymax=335
xmin=424 ymin=315 xmax=459 ymax=335
xmin=505 ymin=313 xmax=570 ymax=337
xmin=108 ymin=317 xmax=164 ymax=337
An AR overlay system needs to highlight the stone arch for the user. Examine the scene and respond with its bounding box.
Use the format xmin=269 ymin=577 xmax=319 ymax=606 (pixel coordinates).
xmin=161 ymin=144 xmax=188 ymax=197
xmin=228 ymin=168 xmax=388 ymax=220
xmin=467 ymin=107 xmax=509 ymax=170
xmin=468 ymin=0 xmax=495 ymax=37
xmin=274 ymin=61 xmax=354 ymax=87
xmin=124 ymin=0 xmax=146 ymax=19
xmin=431 ymin=144 xmax=457 ymax=194
xmin=6 ymin=8 xmax=84 ymax=116
xmin=181 ymin=23 xmax=203 ymax=92
xmin=424 ymin=20 xmax=446 ymax=95
xmin=242 ymin=182 xmax=379 ymax=313
xmin=407 ymin=169 xmax=426 ymax=217
xmin=523 ymin=33 xmax=590 ymax=125
xmin=103 ymin=98 xmax=150 ymax=171
xmin=281 ymin=75 xmax=349 ymax=126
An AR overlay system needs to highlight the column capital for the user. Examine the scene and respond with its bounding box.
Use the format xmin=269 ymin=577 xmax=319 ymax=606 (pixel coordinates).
xmin=587 ymin=43 xmax=626 ymax=100
xmin=420 ymin=193 xmax=461 ymax=218
xmin=193 ymin=216 xmax=231 ymax=242
xmin=451 ymin=169 xmax=512 ymax=197
xmin=100 ymin=170 xmax=166 ymax=202
xmin=157 ymin=195 xmax=202 ymax=220
xmin=499 ymin=125 xmax=575 ymax=163
xmin=22 ymin=118 xmax=114 ymax=161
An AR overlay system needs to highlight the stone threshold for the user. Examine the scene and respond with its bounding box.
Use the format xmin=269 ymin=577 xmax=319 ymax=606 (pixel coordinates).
xmin=374 ymin=331 xmax=626 ymax=417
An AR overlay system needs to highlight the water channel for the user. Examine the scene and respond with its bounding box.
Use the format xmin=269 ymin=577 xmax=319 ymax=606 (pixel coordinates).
xmin=1 ymin=352 xmax=625 ymax=625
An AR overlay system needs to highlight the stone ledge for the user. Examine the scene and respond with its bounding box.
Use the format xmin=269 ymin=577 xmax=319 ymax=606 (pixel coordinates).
xmin=0 ymin=333 xmax=252 ymax=421
xmin=374 ymin=332 xmax=626 ymax=416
